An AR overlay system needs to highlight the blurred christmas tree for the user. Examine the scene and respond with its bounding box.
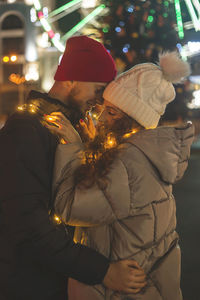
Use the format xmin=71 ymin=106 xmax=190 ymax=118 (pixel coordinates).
xmin=95 ymin=0 xmax=193 ymax=122
xmin=99 ymin=0 xmax=179 ymax=71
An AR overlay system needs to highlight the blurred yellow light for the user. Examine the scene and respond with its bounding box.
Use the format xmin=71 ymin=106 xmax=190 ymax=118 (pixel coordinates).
xmin=17 ymin=105 xmax=25 ymax=111
xmin=10 ymin=55 xmax=17 ymax=62
xmin=3 ymin=56 xmax=9 ymax=63
xmin=92 ymin=113 xmax=98 ymax=119
xmin=9 ymin=73 xmax=25 ymax=85
xmin=104 ymin=134 xmax=117 ymax=149
xmin=123 ymin=129 xmax=137 ymax=139
xmin=123 ymin=132 xmax=132 ymax=138
xmin=17 ymin=103 xmax=38 ymax=113
xmin=28 ymin=104 xmax=37 ymax=114
xmin=60 ymin=138 xmax=67 ymax=144
xmin=108 ymin=139 xmax=114 ymax=145
xmin=54 ymin=215 xmax=62 ymax=224
xmin=44 ymin=115 xmax=57 ymax=122
xmin=132 ymin=32 xmax=139 ymax=38
xmin=20 ymin=76 xmax=26 ymax=83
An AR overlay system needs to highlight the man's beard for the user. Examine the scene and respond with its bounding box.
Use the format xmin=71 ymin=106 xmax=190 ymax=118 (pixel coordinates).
xmin=64 ymin=93 xmax=85 ymax=127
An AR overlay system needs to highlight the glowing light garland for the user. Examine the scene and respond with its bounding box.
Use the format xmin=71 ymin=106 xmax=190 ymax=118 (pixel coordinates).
xmin=17 ymin=103 xmax=139 ymax=147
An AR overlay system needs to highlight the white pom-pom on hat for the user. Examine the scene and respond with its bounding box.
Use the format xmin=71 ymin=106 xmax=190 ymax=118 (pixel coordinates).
xmin=159 ymin=51 xmax=191 ymax=84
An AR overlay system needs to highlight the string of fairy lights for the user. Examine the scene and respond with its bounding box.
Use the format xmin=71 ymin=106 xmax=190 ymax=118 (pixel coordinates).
xmin=16 ymin=102 xmax=139 ymax=149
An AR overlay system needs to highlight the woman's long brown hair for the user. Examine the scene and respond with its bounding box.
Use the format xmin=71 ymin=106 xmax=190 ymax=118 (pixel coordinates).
xmin=74 ymin=113 xmax=144 ymax=190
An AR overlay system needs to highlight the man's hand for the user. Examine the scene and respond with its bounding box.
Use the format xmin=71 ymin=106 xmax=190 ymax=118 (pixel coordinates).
xmin=103 ymin=260 xmax=146 ymax=294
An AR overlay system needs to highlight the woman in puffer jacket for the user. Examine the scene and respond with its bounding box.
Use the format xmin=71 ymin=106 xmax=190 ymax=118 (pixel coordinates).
xmin=48 ymin=52 xmax=194 ymax=300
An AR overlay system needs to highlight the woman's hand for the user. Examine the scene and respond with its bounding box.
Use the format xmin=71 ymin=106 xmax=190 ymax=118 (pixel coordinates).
xmin=44 ymin=112 xmax=82 ymax=144
xmin=77 ymin=113 xmax=96 ymax=142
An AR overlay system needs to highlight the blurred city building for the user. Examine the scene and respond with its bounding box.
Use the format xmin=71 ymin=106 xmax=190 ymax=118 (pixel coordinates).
xmin=0 ymin=0 xmax=60 ymax=117
xmin=0 ymin=0 xmax=37 ymax=115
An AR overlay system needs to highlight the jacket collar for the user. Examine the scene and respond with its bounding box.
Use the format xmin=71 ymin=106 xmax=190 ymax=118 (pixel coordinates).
xmin=26 ymin=90 xmax=73 ymax=122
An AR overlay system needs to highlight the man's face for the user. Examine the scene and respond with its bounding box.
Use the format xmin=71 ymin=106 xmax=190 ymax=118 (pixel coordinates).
xmin=70 ymin=81 xmax=107 ymax=115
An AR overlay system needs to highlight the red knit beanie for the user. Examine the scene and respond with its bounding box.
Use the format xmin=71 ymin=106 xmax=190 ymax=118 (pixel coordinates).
xmin=54 ymin=36 xmax=117 ymax=83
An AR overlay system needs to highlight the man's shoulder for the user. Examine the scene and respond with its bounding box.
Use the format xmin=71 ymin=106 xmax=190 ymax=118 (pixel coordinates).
xmin=2 ymin=111 xmax=58 ymax=145
xmin=8 ymin=111 xmax=40 ymax=124
xmin=4 ymin=111 xmax=46 ymax=134
xmin=1 ymin=112 xmax=59 ymax=156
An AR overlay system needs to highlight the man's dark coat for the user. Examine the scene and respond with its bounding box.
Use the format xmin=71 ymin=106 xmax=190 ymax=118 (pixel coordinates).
xmin=0 ymin=91 xmax=109 ymax=300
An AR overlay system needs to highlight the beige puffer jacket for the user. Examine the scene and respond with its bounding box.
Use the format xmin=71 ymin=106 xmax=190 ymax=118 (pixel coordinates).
xmin=53 ymin=124 xmax=194 ymax=300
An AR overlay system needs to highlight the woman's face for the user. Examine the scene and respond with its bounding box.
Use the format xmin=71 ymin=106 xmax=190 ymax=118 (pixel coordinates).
xmin=97 ymin=100 xmax=125 ymax=128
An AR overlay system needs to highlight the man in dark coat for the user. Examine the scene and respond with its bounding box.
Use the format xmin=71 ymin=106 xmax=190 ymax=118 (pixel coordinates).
xmin=0 ymin=36 xmax=146 ymax=300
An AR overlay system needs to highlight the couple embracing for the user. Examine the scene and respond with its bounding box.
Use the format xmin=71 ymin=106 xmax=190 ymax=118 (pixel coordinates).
xmin=0 ymin=36 xmax=194 ymax=300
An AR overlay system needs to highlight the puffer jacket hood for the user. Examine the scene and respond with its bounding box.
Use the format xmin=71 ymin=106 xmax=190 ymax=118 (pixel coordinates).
xmin=125 ymin=123 xmax=194 ymax=184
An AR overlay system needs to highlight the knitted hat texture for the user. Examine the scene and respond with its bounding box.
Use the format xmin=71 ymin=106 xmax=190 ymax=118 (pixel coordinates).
xmin=54 ymin=36 xmax=117 ymax=83
xmin=103 ymin=52 xmax=191 ymax=129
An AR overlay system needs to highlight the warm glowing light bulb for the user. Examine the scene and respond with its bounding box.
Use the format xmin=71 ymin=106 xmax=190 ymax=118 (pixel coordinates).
xmin=29 ymin=104 xmax=37 ymax=114
xmin=44 ymin=115 xmax=57 ymax=122
xmin=10 ymin=55 xmax=17 ymax=62
xmin=54 ymin=215 xmax=62 ymax=224
xmin=3 ymin=56 xmax=9 ymax=63
xmin=17 ymin=105 xmax=25 ymax=111
xmin=30 ymin=109 xmax=36 ymax=113
xmin=60 ymin=138 xmax=67 ymax=144
xmin=108 ymin=139 xmax=114 ymax=145
xmin=104 ymin=134 xmax=117 ymax=149
xmin=123 ymin=132 xmax=132 ymax=138
xmin=92 ymin=113 xmax=98 ymax=119
xmin=123 ymin=129 xmax=138 ymax=139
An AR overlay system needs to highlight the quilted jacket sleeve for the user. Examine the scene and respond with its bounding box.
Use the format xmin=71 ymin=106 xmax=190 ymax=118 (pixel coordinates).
xmin=53 ymin=144 xmax=131 ymax=226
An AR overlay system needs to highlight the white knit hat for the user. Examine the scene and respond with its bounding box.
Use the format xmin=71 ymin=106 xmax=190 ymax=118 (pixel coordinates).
xmin=103 ymin=52 xmax=191 ymax=129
